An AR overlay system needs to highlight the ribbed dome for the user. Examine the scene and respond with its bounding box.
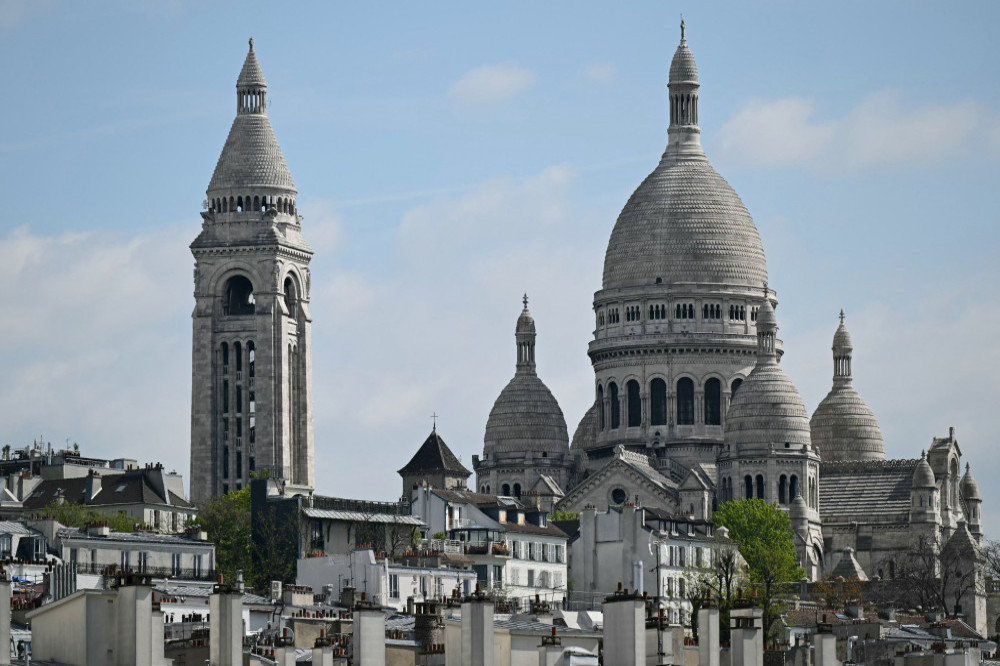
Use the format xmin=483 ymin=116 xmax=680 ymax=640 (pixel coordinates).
xmin=811 ymin=314 xmax=884 ymax=462
xmin=483 ymin=373 xmax=569 ymax=456
xmin=570 ymin=404 xmax=598 ymax=453
xmin=960 ymin=463 xmax=980 ymax=500
xmin=912 ymin=453 xmax=935 ymax=489
xmin=725 ymin=363 xmax=812 ymax=448
xmin=811 ymin=389 xmax=884 ymax=462
xmin=602 ymin=159 xmax=768 ymax=290
xmin=208 ymin=115 xmax=296 ymax=194
xmin=669 ymin=39 xmax=698 ymax=83
xmin=725 ymin=298 xmax=811 ymax=448
xmin=832 ymin=315 xmax=853 ymax=352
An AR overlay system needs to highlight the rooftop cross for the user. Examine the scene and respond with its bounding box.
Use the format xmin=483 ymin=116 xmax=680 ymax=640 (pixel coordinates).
xmin=839 ymin=309 xmax=845 ymax=324
xmin=431 ymin=412 xmax=438 ymax=432
xmin=523 ymin=293 xmax=529 ymax=309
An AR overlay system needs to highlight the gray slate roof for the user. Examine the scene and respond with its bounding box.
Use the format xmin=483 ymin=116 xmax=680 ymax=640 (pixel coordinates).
xmin=23 ymin=471 xmax=192 ymax=511
xmin=398 ymin=430 xmax=471 ymax=477
xmin=820 ymin=459 xmax=918 ymax=518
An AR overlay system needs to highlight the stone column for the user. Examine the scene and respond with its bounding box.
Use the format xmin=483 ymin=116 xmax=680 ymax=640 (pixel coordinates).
xmin=698 ymin=607 xmax=720 ymax=666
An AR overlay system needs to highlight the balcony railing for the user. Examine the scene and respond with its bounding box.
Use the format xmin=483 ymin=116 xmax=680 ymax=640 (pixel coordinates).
xmin=72 ymin=562 xmax=219 ymax=581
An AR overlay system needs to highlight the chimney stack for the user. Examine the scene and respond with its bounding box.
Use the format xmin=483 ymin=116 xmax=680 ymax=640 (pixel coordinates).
xmin=355 ymin=601 xmax=386 ymax=666
xmin=461 ymin=586 xmax=494 ymax=666
xmin=698 ymin=607 xmax=720 ymax=666
xmin=602 ymin=588 xmax=645 ymax=666
xmin=730 ymin=607 xmax=763 ymax=666
xmin=814 ymin=632 xmax=839 ymax=666
xmin=209 ymin=577 xmax=243 ymax=666
xmin=0 ymin=575 xmax=11 ymax=666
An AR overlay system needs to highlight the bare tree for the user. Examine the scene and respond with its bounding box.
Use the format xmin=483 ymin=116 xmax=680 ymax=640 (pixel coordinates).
xmin=897 ymin=534 xmax=982 ymax=617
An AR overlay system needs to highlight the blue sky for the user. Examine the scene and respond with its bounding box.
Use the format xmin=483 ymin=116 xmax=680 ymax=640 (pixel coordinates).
xmin=2 ymin=2 xmax=999 ymax=534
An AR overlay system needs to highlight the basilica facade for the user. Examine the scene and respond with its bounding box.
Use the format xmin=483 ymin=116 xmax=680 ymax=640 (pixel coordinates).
xmin=472 ymin=26 xmax=986 ymax=632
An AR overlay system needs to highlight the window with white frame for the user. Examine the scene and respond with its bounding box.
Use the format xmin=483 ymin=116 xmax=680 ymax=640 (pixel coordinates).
xmin=389 ymin=574 xmax=399 ymax=599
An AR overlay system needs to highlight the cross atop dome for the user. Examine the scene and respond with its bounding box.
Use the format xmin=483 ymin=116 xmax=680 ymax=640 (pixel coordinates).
xmin=523 ymin=293 xmax=529 ymax=309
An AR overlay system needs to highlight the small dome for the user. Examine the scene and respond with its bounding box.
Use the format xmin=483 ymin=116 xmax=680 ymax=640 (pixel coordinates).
xmin=960 ymin=463 xmax=980 ymax=500
xmin=669 ymin=39 xmax=699 ymax=84
xmin=570 ymin=403 xmax=598 ymax=453
xmin=725 ymin=362 xmax=811 ymax=448
xmin=726 ymin=297 xmax=810 ymax=449
xmin=811 ymin=314 xmax=884 ymax=462
xmin=912 ymin=453 xmax=935 ymax=489
xmin=756 ymin=296 xmax=777 ymax=331
xmin=483 ymin=373 xmax=569 ymax=456
xmin=833 ymin=313 xmax=853 ymax=353
xmin=790 ymin=492 xmax=808 ymax=519
xmin=516 ymin=296 xmax=535 ymax=334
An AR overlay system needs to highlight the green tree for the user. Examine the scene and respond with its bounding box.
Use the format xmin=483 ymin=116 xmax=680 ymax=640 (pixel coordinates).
xmin=191 ymin=487 xmax=251 ymax=584
xmin=550 ymin=510 xmax=580 ymax=522
xmin=43 ymin=501 xmax=137 ymax=533
xmin=714 ymin=499 xmax=804 ymax=640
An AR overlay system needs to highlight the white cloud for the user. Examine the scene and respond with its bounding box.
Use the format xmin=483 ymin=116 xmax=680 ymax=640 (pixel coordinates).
xmin=583 ymin=61 xmax=616 ymax=86
xmin=448 ymin=64 xmax=537 ymax=103
xmin=715 ymin=91 xmax=988 ymax=171
xmin=0 ymin=222 xmax=194 ymax=476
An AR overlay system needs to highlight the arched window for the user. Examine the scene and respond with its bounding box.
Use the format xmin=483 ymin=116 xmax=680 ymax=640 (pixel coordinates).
xmin=755 ymin=474 xmax=765 ymax=499
xmin=676 ymin=378 xmax=694 ymax=425
xmin=236 ymin=196 xmax=243 ymax=212
xmin=253 ymin=195 xmax=260 ymax=212
xmin=731 ymin=378 xmax=743 ymax=397
xmin=513 ymin=483 xmax=521 ymax=497
xmin=704 ymin=378 xmax=721 ymax=425
xmin=779 ymin=475 xmax=787 ymax=504
xmin=247 ymin=342 xmax=255 ymax=379
xmin=744 ymin=475 xmax=753 ymax=499
xmin=225 ymin=276 xmax=256 ymax=316
xmin=234 ymin=342 xmax=243 ymax=373
xmin=609 ymin=382 xmax=620 ymax=429
xmin=626 ymin=380 xmax=641 ymax=427
xmin=502 ymin=484 xmax=510 ymax=496
xmin=650 ymin=379 xmax=667 ymax=426
xmin=597 ymin=385 xmax=606 ymax=430
xmin=221 ymin=342 xmax=229 ymax=370
xmin=789 ymin=475 xmax=798 ymax=502
xmin=283 ymin=276 xmax=297 ymax=315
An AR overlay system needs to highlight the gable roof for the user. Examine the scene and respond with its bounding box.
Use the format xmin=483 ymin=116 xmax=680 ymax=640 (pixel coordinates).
xmin=820 ymin=459 xmax=918 ymax=520
xmin=556 ymin=446 xmax=678 ymax=511
xmin=398 ymin=430 xmax=471 ymax=477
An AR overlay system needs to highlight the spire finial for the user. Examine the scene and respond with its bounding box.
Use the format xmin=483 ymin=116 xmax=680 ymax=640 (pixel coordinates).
xmin=966 ymin=462 xmax=971 ymax=472
xmin=680 ymin=17 xmax=685 ymax=42
xmin=431 ymin=412 xmax=438 ymax=433
xmin=762 ymin=281 xmax=768 ymax=297
xmin=839 ymin=309 xmax=845 ymax=324
xmin=249 ymin=37 xmax=254 ymax=51
xmin=523 ymin=293 xmax=529 ymax=309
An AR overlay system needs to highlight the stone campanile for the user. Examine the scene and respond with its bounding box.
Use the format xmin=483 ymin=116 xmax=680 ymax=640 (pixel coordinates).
xmin=190 ymin=39 xmax=314 ymax=503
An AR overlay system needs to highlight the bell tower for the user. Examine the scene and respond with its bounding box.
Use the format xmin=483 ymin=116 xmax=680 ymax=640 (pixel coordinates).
xmin=190 ymin=39 xmax=314 ymax=503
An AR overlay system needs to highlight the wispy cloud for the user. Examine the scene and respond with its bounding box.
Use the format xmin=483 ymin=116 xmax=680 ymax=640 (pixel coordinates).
xmin=715 ymin=91 xmax=988 ymax=171
xmin=583 ymin=61 xmax=616 ymax=86
xmin=0 ymin=0 xmax=54 ymax=31
xmin=448 ymin=64 xmax=537 ymax=103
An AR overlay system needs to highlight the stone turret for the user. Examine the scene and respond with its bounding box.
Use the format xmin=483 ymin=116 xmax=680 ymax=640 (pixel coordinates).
xmin=909 ymin=452 xmax=940 ymax=529
xmin=811 ymin=312 xmax=885 ymax=462
xmin=960 ymin=463 xmax=982 ymax=539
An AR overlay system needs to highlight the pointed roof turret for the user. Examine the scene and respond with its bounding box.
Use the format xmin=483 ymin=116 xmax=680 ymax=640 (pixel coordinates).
xmin=961 ymin=462 xmax=980 ymax=500
xmin=811 ymin=312 xmax=885 ymax=462
xmin=207 ymin=39 xmax=296 ymax=203
xmin=398 ymin=429 xmax=472 ymax=478
xmin=237 ymin=38 xmax=267 ymax=88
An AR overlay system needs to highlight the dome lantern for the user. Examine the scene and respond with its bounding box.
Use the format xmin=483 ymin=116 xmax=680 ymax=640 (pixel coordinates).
xmin=516 ymin=294 xmax=536 ymax=374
